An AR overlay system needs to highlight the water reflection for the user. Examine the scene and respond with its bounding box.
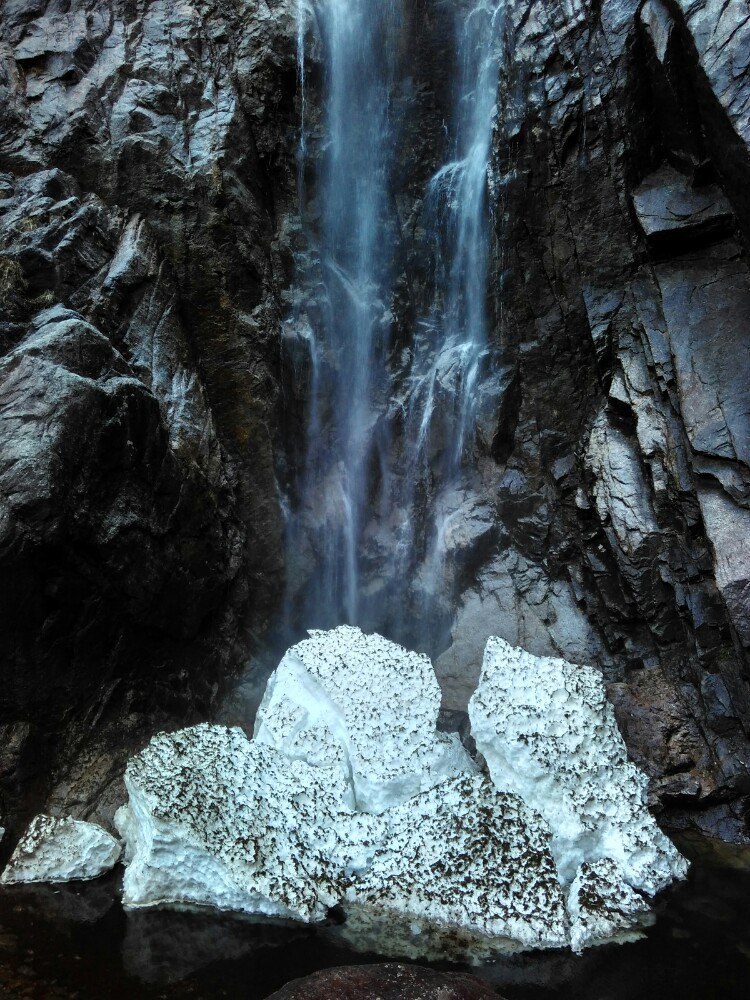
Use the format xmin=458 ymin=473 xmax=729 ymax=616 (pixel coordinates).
xmin=0 ymin=863 xmax=748 ymax=998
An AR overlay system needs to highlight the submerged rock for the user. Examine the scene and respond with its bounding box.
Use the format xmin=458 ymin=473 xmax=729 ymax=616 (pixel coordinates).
xmin=341 ymin=774 xmax=568 ymax=961
xmin=567 ymin=858 xmax=654 ymax=954
xmin=264 ymin=963 xmax=499 ymax=999
xmin=254 ymin=626 xmax=476 ymax=813
xmin=468 ymin=638 xmax=688 ymax=893
xmin=0 ymin=814 xmax=121 ymax=885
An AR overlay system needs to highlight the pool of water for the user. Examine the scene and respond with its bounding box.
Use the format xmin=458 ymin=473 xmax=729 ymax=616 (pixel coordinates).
xmin=0 ymin=861 xmax=748 ymax=999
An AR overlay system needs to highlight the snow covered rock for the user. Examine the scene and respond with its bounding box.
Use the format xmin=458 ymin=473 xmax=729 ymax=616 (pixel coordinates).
xmin=468 ymin=637 xmax=688 ymax=894
xmin=567 ymin=859 xmax=654 ymax=953
xmin=254 ymin=626 xmax=476 ymax=813
xmin=0 ymin=814 xmax=121 ymax=885
xmin=116 ymin=724 xmax=374 ymax=921
xmin=342 ymin=774 xmax=569 ymax=961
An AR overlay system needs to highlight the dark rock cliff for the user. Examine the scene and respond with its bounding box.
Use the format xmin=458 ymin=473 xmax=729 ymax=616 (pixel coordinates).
xmin=0 ymin=0 xmax=296 ymax=833
xmin=1 ymin=0 xmax=750 ymax=851
xmin=439 ymin=0 xmax=750 ymax=846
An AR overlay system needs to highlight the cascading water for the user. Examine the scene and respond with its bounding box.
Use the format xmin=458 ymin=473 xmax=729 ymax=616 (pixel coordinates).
xmin=283 ymin=0 xmax=506 ymax=649
xmin=395 ymin=0 xmax=506 ymax=629
xmin=284 ymin=0 xmax=403 ymax=631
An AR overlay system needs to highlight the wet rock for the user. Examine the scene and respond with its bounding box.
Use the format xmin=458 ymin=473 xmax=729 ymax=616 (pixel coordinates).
xmin=632 ymin=164 xmax=734 ymax=251
xmin=254 ymin=626 xmax=476 ymax=814
xmin=264 ymin=963 xmax=499 ymax=1000
xmin=436 ymin=549 xmax=609 ymax=712
xmin=468 ymin=638 xmax=688 ymax=892
xmin=696 ymin=485 xmax=750 ymax=647
xmin=0 ymin=296 xmax=243 ymax=822
xmin=607 ymin=667 xmax=710 ymax=788
xmin=0 ymin=815 xmax=120 ymax=885
xmin=0 ymin=0 xmax=295 ymax=828
xmin=453 ymin=0 xmax=750 ymax=845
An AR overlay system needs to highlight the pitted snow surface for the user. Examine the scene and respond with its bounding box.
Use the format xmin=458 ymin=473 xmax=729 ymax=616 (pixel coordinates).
xmin=468 ymin=637 xmax=688 ymax=892
xmin=116 ymin=724 xmax=359 ymax=921
xmin=113 ymin=629 xmax=687 ymax=958
xmin=567 ymin=858 xmax=654 ymax=953
xmin=254 ymin=625 xmax=476 ymax=813
xmin=0 ymin=814 xmax=121 ymax=885
xmin=342 ymin=774 xmax=569 ymax=961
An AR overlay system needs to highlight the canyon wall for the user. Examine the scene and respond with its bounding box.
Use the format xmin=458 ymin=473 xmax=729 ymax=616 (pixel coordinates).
xmin=1 ymin=0 xmax=750 ymax=848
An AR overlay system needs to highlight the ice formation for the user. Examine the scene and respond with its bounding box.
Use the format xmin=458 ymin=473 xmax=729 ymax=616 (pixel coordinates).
xmin=254 ymin=625 xmax=476 ymax=813
xmin=342 ymin=774 xmax=568 ymax=960
xmin=116 ymin=724 xmax=566 ymax=961
xmin=0 ymin=814 xmax=121 ymax=885
xmin=567 ymin=858 xmax=654 ymax=953
xmin=115 ymin=724 xmax=365 ymax=921
xmin=110 ymin=627 xmax=687 ymax=959
xmin=468 ymin=637 xmax=689 ymax=892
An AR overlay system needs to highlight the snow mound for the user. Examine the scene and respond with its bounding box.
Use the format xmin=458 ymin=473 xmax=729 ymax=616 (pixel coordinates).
xmin=342 ymin=773 xmax=568 ymax=961
xmin=0 ymin=814 xmax=121 ymax=885
xmin=567 ymin=858 xmax=654 ymax=953
xmin=468 ymin=637 xmax=688 ymax=893
xmin=112 ymin=629 xmax=687 ymax=958
xmin=254 ymin=625 xmax=476 ymax=813
xmin=115 ymin=724 xmax=358 ymax=921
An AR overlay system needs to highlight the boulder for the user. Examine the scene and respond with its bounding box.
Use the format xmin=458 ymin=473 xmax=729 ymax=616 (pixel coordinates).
xmin=0 ymin=814 xmax=120 ymax=885
xmin=254 ymin=626 xmax=476 ymax=813
xmin=632 ymin=164 xmax=734 ymax=251
xmin=468 ymin=637 xmax=688 ymax=892
xmin=263 ymin=963 xmax=499 ymax=1000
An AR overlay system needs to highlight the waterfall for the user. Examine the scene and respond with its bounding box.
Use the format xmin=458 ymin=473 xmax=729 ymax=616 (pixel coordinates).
xmin=395 ymin=0 xmax=506 ymax=634
xmin=283 ymin=0 xmax=505 ymax=647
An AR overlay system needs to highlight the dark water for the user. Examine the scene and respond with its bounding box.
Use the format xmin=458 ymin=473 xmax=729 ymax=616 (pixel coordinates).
xmin=0 ymin=862 xmax=748 ymax=999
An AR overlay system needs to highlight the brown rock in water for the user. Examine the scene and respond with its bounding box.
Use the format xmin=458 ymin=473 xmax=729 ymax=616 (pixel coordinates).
xmin=264 ymin=963 xmax=499 ymax=1000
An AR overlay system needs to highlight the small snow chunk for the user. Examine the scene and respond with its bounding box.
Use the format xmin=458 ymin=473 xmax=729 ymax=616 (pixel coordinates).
xmin=116 ymin=724 xmax=362 ymax=921
xmin=468 ymin=637 xmax=688 ymax=893
xmin=254 ymin=626 xmax=476 ymax=813
xmin=568 ymin=858 xmax=654 ymax=953
xmin=0 ymin=814 xmax=121 ymax=885
xmin=342 ymin=774 xmax=569 ymax=961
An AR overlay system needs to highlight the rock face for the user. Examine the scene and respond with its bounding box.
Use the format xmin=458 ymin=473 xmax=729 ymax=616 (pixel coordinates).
xmin=0 ymin=814 xmax=120 ymax=885
xmin=428 ymin=0 xmax=750 ymax=846
xmin=2 ymin=0 xmax=750 ymax=854
xmin=254 ymin=626 xmax=476 ymax=813
xmin=469 ymin=639 xmax=688 ymax=891
xmin=0 ymin=1 xmax=296 ymax=832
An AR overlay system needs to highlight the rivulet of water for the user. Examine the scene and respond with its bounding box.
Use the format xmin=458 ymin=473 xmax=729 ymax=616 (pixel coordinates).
xmin=283 ymin=1 xmax=506 ymax=646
